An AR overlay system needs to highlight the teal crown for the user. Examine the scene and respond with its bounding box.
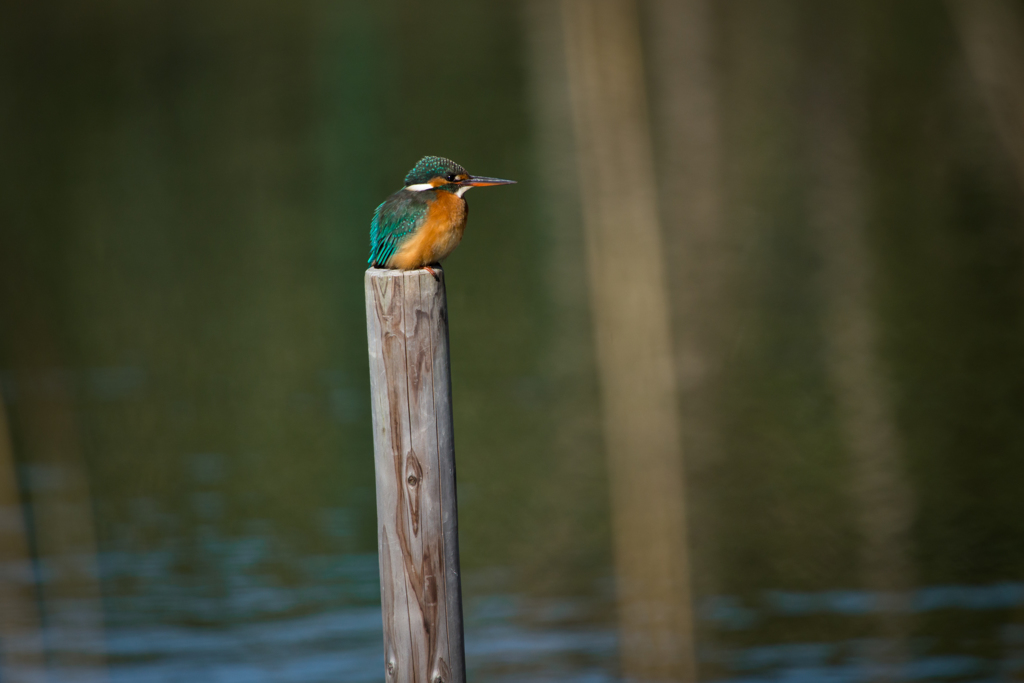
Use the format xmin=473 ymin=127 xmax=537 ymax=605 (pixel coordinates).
xmin=404 ymin=156 xmax=466 ymax=186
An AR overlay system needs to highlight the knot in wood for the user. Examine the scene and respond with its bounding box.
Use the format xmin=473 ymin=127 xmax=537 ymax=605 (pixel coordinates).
xmin=387 ymin=661 xmax=395 ymax=676
xmin=405 ymin=451 xmax=423 ymax=489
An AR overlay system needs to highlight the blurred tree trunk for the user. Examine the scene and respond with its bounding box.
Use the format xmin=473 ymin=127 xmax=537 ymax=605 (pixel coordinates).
xmin=0 ymin=37 xmax=109 ymax=667
xmin=804 ymin=3 xmax=915 ymax=677
xmin=947 ymin=0 xmax=1024 ymax=195
xmin=520 ymin=0 xmax=608 ymax=592
xmin=0 ymin=331 xmax=110 ymax=682
xmin=643 ymin=0 xmax=728 ymax=634
xmin=5 ymin=342 xmax=110 ymax=683
xmin=0 ymin=397 xmax=46 ymax=683
xmin=561 ymin=0 xmax=696 ymax=680
xmin=947 ymin=0 xmax=1024 ymax=649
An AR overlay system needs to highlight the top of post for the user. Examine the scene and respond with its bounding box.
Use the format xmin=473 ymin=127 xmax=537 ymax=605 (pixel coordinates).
xmin=364 ymin=268 xmax=447 ymax=305
xmin=365 ymin=267 xmax=444 ymax=284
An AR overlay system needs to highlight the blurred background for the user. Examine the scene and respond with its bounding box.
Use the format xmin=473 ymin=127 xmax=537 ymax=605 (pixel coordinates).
xmin=2 ymin=0 xmax=1024 ymax=681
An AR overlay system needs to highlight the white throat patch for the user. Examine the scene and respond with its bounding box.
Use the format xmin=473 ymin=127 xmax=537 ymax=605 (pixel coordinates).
xmin=404 ymin=183 xmax=474 ymax=198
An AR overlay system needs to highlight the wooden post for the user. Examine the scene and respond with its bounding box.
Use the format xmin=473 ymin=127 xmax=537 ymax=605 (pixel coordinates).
xmin=364 ymin=266 xmax=465 ymax=683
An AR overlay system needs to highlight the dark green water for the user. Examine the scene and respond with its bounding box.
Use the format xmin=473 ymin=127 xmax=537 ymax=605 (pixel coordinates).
xmin=1 ymin=2 xmax=1023 ymax=681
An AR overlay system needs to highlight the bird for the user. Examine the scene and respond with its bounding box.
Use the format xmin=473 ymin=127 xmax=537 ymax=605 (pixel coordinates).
xmin=368 ymin=156 xmax=515 ymax=275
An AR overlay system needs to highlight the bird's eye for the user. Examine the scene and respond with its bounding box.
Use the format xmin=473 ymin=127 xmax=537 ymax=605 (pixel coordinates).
xmin=446 ymin=173 xmax=457 ymax=182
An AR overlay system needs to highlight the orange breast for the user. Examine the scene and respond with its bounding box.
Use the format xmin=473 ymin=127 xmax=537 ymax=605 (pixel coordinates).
xmin=389 ymin=192 xmax=468 ymax=270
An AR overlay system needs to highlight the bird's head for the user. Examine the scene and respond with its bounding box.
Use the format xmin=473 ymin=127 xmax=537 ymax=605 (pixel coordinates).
xmin=403 ymin=156 xmax=515 ymax=197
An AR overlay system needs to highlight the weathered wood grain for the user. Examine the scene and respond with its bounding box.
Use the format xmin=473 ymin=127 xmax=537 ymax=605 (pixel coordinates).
xmin=365 ymin=267 xmax=465 ymax=683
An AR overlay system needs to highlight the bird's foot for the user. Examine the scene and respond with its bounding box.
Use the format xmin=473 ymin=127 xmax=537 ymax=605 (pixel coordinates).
xmin=423 ymin=265 xmax=441 ymax=281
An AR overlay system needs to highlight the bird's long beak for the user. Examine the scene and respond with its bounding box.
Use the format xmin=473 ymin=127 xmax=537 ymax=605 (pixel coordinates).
xmin=462 ymin=175 xmax=516 ymax=187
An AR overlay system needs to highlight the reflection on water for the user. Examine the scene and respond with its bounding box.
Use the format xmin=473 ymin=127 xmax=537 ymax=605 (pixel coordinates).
xmin=5 ymin=517 xmax=1023 ymax=682
xmin=3 ymin=1 xmax=1024 ymax=681
xmin=2 ymin=531 xmax=619 ymax=682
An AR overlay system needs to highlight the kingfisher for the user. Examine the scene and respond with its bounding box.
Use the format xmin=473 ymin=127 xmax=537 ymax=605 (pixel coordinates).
xmin=368 ymin=156 xmax=515 ymax=274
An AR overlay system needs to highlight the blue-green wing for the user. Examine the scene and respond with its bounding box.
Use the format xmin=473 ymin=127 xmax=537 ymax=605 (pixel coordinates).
xmin=368 ymin=192 xmax=429 ymax=267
